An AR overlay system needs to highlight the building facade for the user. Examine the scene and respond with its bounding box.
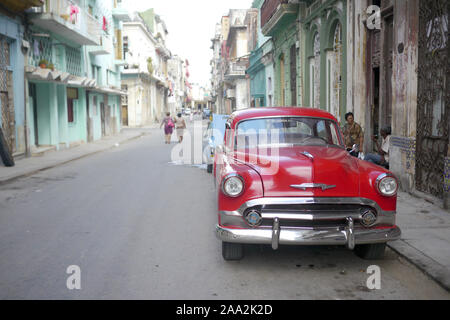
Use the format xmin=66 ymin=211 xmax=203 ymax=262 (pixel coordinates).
xmin=121 ymin=9 xmax=178 ymax=126
xmin=210 ymin=9 xmax=257 ymax=114
xmin=0 ymin=1 xmax=42 ymax=159
xmin=257 ymin=0 xmax=449 ymax=207
xmin=23 ymin=0 xmax=126 ymax=155
xmin=347 ymin=0 xmax=449 ymax=208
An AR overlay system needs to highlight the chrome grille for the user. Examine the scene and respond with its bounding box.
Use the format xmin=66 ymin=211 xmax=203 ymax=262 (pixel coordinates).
xmin=244 ymin=204 xmax=374 ymax=229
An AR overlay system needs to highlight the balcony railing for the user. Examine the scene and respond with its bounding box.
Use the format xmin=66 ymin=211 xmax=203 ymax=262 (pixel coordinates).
xmin=305 ymin=0 xmax=328 ymax=17
xmin=225 ymin=61 xmax=247 ymax=79
xmin=28 ymin=35 xmax=55 ymax=69
xmin=27 ymin=35 xmax=83 ymax=77
xmin=261 ymin=0 xmax=288 ymax=28
xmin=261 ymin=0 xmax=299 ymax=36
xmin=112 ymin=0 xmax=132 ymax=22
xmin=29 ymin=0 xmax=102 ymax=46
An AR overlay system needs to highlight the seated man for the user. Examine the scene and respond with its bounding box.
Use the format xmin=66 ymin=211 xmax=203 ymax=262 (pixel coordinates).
xmin=364 ymin=127 xmax=391 ymax=167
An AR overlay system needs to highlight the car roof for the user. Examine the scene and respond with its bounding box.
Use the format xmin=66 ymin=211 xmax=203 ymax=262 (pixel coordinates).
xmin=229 ymin=107 xmax=338 ymax=128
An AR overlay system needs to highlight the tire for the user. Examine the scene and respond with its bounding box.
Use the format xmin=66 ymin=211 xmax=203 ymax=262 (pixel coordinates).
xmin=207 ymin=164 xmax=213 ymax=173
xmin=354 ymin=243 xmax=386 ymax=260
xmin=0 ymin=127 xmax=15 ymax=167
xmin=222 ymin=242 xmax=244 ymax=261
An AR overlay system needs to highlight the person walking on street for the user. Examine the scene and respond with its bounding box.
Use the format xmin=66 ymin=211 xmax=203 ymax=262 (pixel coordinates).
xmin=364 ymin=126 xmax=391 ymax=167
xmin=160 ymin=112 xmax=175 ymax=144
xmin=175 ymin=113 xmax=187 ymax=143
xmin=343 ymin=112 xmax=364 ymax=158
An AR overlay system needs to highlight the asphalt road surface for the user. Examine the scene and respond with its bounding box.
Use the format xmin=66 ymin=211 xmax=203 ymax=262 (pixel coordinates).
xmin=0 ymin=126 xmax=449 ymax=300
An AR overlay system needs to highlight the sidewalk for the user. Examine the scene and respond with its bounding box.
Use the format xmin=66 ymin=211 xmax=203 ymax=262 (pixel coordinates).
xmin=0 ymin=128 xmax=149 ymax=185
xmin=390 ymin=191 xmax=450 ymax=292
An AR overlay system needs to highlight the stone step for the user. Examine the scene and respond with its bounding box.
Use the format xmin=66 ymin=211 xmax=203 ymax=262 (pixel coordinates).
xmin=31 ymin=145 xmax=57 ymax=157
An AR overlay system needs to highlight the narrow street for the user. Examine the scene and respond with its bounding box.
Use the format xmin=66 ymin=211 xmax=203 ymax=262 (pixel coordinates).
xmin=0 ymin=124 xmax=448 ymax=300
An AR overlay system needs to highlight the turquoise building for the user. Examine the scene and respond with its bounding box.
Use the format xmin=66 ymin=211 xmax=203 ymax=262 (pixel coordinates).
xmin=0 ymin=7 xmax=30 ymax=157
xmin=25 ymin=0 xmax=128 ymax=153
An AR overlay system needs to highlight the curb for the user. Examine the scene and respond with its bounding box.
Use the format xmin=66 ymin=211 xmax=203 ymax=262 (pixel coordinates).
xmin=388 ymin=240 xmax=450 ymax=293
xmin=0 ymin=132 xmax=147 ymax=186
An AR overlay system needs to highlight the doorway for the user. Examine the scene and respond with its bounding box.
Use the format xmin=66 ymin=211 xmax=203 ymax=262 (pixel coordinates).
xmin=29 ymin=83 xmax=39 ymax=146
xmin=100 ymin=102 xmax=105 ymax=137
xmin=290 ymin=45 xmax=297 ymax=106
xmin=122 ymin=105 xmax=128 ymax=126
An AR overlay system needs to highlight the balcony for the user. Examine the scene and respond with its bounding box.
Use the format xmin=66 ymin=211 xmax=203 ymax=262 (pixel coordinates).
xmin=89 ymin=34 xmax=113 ymax=56
xmin=28 ymin=0 xmax=102 ymax=46
xmin=261 ymin=0 xmax=299 ymax=37
xmin=112 ymin=0 xmax=132 ymax=22
xmin=156 ymin=44 xmax=171 ymax=59
xmin=224 ymin=61 xmax=247 ymax=80
xmin=26 ymin=35 xmax=84 ymax=83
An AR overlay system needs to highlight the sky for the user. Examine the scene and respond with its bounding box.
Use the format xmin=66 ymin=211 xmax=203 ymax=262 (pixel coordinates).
xmin=128 ymin=0 xmax=254 ymax=87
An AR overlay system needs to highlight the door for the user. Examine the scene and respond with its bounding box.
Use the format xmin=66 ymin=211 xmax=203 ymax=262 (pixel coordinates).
xmin=368 ymin=27 xmax=381 ymax=151
xmin=290 ymin=44 xmax=297 ymax=106
xmin=0 ymin=36 xmax=15 ymax=155
xmin=29 ymin=83 xmax=39 ymax=146
xmin=122 ymin=105 xmax=128 ymax=126
xmin=100 ymin=102 xmax=105 ymax=137
xmin=416 ymin=0 xmax=449 ymax=199
xmin=86 ymin=92 xmax=93 ymax=142
xmin=382 ymin=15 xmax=394 ymax=129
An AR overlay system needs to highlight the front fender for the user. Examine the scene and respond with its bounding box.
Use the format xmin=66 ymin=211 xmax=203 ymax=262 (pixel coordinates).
xmin=358 ymin=159 xmax=397 ymax=212
xmin=217 ymin=157 xmax=264 ymax=212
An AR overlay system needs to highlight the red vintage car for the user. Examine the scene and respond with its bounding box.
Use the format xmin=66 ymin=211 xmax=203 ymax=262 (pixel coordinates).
xmin=214 ymin=107 xmax=400 ymax=261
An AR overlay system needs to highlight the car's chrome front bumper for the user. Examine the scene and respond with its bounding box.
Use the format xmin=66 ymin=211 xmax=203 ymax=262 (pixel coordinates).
xmin=216 ymin=197 xmax=401 ymax=250
xmin=216 ymin=223 xmax=401 ymax=250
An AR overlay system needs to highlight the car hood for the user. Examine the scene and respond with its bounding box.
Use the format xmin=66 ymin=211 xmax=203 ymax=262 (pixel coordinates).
xmin=235 ymin=146 xmax=360 ymax=197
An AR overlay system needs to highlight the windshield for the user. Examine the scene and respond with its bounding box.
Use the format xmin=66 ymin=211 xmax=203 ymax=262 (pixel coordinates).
xmin=235 ymin=117 xmax=343 ymax=149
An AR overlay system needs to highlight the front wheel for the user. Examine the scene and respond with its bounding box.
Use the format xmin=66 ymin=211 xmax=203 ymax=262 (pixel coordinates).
xmin=222 ymin=242 xmax=244 ymax=261
xmin=354 ymin=243 xmax=386 ymax=260
xmin=207 ymin=164 xmax=213 ymax=173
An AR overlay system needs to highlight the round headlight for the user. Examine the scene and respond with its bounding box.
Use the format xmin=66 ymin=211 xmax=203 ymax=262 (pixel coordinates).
xmin=222 ymin=175 xmax=244 ymax=197
xmin=376 ymin=174 xmax=398 ymax=197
